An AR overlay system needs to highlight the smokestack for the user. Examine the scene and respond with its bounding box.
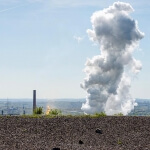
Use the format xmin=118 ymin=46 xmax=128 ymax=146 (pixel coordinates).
xmin=33 ymin=90 xmax=36 ymax=112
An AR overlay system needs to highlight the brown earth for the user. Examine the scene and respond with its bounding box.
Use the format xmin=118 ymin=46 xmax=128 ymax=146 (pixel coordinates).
xmin=0 ymin=116 xmax=150 ymax=150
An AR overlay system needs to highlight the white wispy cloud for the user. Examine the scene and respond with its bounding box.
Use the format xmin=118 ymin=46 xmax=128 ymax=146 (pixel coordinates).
xmin=0 ymin=0 xmax=46 ymax=13
xmin=73 ymin=35 xmax=84 ymax=43
xmin=0 ymin=0 xmax=44 ymax=5
xmin=0 ymin=4 xmax=28 ymax=13
xmin=49 ymin=0 xmax=150 ymax=8
xmin=1 ymin=0 xmax=149 ymax=8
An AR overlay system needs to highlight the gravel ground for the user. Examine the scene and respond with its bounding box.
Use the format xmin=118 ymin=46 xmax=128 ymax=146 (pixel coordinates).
xmin=0 ymin=116 xmax=150 ymax=150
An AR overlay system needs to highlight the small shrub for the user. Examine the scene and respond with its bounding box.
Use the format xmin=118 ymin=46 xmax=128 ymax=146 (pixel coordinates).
xmin=48 ymin=109 xmax=62 ymax=116
xmin=93 ymin=112 xmax=107 ymax=117
xmin=66 ymin=114 xmax=73 ymax=117
xmin=114 ymin=113 xmax=124 ymax=116
xmin=33 ymin=107 xmax=43 ymax=115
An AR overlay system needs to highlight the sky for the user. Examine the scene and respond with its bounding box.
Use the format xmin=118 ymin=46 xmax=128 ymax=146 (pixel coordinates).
xmin=0 ymin=0 xmax=149 ymax=99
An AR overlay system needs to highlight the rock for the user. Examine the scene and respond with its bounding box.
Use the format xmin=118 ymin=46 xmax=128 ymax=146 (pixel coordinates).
xmin=95 ymin=128 xmax=102 ymax=134
xmin=52 ymin=148 xmax=60 ymax=150
xmin=79 ymin=140 xmax=84 ymax=144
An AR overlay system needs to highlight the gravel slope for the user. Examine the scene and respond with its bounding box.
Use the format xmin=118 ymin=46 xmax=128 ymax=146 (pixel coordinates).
xmin=0 ymin=116 xmax=150 ymax=150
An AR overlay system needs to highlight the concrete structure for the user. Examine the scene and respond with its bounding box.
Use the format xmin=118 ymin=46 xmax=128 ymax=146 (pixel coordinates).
xmin=33 ymin=90 xmax=36 ymax=112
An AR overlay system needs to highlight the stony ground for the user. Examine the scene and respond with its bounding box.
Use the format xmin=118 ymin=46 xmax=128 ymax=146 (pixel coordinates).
xmin=0 ymin=116 xmax=149 ymax=150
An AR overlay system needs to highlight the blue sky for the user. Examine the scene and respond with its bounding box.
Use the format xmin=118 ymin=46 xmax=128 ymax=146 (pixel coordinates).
xmin=0 ymin=0 xmax=149 ymax=99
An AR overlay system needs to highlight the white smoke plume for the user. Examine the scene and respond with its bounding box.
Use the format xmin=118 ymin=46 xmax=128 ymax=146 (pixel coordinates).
xmin=81 ymin=2 xmax=144 ymax=115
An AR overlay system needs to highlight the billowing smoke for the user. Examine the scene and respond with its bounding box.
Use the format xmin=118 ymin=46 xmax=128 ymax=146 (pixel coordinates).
xmin=81 ymin=2 xmax=144 ymax=115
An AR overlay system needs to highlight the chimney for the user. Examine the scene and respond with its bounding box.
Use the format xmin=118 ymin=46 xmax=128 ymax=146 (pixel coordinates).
xmin=33 ymin=90 xmax=36 ymax=112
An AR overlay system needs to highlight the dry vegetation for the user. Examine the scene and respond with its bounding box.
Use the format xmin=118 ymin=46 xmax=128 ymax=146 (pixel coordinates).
xmin=0 ymin=116 xmax=150 ymax=150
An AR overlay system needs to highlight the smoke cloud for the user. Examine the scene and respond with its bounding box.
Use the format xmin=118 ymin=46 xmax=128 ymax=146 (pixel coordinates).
xmin=81 ymin=2 xmax=144 ymax=115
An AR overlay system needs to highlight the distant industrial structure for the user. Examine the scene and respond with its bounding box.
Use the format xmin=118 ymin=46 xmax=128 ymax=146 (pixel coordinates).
xmin=33 ymin=90 xmax=36 ymax=112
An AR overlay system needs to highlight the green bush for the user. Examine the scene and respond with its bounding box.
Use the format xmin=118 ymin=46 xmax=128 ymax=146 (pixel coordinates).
xmin=114 ymin=113 xmax=124 ymax=116
xmin=48 ymin=109 xmax=62 ymax=116
xmin=33 ymin=107 xmax=43 ymax=115
xmin=93 ymin=112 xmax=107 ymax=117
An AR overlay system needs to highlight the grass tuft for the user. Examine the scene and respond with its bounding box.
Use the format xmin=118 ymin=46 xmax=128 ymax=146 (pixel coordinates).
xmin=33 ymin=107 xmax=43 ymax=115
xmin=114 ymin=113 xmax=124 ymax=116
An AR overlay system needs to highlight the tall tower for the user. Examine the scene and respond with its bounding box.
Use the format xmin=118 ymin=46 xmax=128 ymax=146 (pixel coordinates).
xmin=33 ymin=90 xmax=36 ymax=112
